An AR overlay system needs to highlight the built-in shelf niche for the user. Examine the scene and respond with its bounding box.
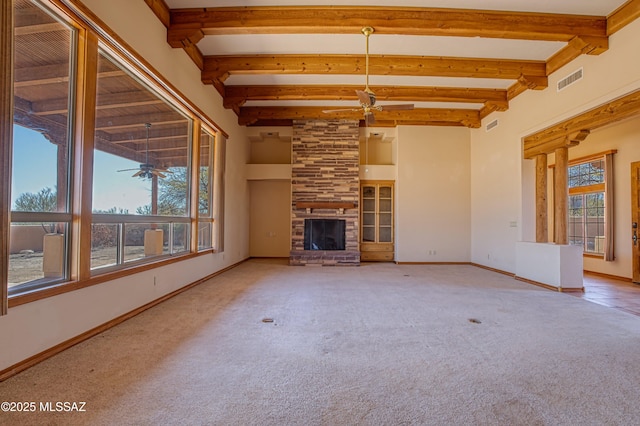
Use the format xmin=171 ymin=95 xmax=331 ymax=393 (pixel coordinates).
xmin=359 ymin=130 xmax=395 ymax=166
xmin=248 ymin=131 xmax=292 ymax=164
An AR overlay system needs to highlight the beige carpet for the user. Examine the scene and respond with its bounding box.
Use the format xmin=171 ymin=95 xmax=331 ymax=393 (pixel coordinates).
xmin=1 ymin=258 xmax=640 ymax=425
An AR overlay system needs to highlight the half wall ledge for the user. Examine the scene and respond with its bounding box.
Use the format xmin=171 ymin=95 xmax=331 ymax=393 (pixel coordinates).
xmin=515 ymin=241 xmax=584 ymax=291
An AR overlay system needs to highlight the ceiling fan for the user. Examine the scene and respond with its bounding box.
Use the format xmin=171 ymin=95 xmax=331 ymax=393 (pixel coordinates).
xmin=117 ymin=123 xmax=173 ymax=179
xmin=323 ymin=26 xmax=414 ymax=124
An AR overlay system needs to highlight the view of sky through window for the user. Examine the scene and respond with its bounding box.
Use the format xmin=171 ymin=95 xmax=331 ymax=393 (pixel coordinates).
xmin=12 ymin=125 xmax=152 ymax=214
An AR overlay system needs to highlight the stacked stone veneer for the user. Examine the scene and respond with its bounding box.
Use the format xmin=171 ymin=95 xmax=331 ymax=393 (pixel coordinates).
xmin=289 ymin=119 xmax=360 ymax=266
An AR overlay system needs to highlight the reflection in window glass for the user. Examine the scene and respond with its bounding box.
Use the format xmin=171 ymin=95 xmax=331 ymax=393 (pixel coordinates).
xmin=198 ymin=128 xmax=215 ymax=250
xmin=198 ymin=222 xmax=212 ymax=250
xmin=568 ymin=159 xmax=604 ymax=188
xmin=8 ymin=223 xmax=67 ymax=288
xmin=569 ymin=192 xmax=605 ymax=254
xmin=91 ymin=223 xmax=119 ymax=269
xmin=9 ymin=0 xmax=75 ymax=290
xmin=92 ymin=49 xmax=191 ymax=217
xmin=172 ymin=223 xmax=190 ymax=254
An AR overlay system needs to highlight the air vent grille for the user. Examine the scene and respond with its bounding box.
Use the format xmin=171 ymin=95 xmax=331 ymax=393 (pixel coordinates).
xmin=557 ymin=68 xmax=583 ymax=92
xmin=486 ymin=119 xmax=499 ymax=132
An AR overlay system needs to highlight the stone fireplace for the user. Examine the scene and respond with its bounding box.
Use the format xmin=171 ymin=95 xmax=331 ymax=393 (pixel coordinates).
xmin=289 ymin=119 xmax=360 ymax=265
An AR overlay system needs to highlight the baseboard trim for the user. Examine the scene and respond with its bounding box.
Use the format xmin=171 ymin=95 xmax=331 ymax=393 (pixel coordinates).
xmin=395 ymin=262 xmax=471 ymax=265
xmin=470 ymin=263 xmax=515 ymax=277
xmin=583 ymin=270 xmax=632 ymax=282
xmin=514 ymin=275 xmax=584 ymax=293
xmin=0 ymin=258 xmax=248 ymax=382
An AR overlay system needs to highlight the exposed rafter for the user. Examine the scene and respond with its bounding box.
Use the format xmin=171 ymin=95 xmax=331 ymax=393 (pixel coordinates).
xmin=122 ymin=3 xmax=640 ymax=127
xmin=223 ymin=85 xmax=508 ymax=110
xmin=167 ymin=6 xmax=607 ymax=41
xmin=238 ymin=106 xmax=481 ymax=128
xmin=202 ymin=54 xmax=547 ymax=83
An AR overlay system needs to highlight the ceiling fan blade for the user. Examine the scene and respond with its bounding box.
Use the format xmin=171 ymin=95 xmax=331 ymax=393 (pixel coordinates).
xmin=132 ymin=170 xmax=144 ymax=177
xmin=117 ymin=168 xmax=139 ymax=172
xmin=322 ymin=108 xmax=362 ymax=113
xmin=379 ymin=104 xmax=415 ymax=111
xmin=356 ymin=90 xmax=372 ymax=107
xmin=365 ymin=112 xmax=376 ymax=125
xmin=152 ymin=170 xmax=167 ymax=178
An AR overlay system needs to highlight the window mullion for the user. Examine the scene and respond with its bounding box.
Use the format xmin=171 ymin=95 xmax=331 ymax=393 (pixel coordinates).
xmin=71 ymin=28 xmax=99 ymax=281
xmin=582 ymin=194 xmax=588 ymax=252
xmin=190 ymin=120 xmax=201 ymax=253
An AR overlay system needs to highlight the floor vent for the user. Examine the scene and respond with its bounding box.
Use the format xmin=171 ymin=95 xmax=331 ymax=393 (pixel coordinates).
xmin=557 ymin=68 xmax=583 ymax=92
xmin=486 ymin=119 xmax=499 ymax=132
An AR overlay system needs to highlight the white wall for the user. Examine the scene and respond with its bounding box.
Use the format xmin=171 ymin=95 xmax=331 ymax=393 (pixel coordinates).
xmin=471 ymin=17 xmax=640 ymax=274
xmin=396 ymin=126 xmax=471 ymax=262
xmin=249 ymin=180 xmax=291 ymax=257
xmin=0 ymin=0 xmax=250 ymax=371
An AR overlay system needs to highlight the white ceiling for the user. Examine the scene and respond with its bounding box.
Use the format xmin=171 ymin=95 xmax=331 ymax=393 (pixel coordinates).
xmin=162 ymin=0 xmax=630 ymax=114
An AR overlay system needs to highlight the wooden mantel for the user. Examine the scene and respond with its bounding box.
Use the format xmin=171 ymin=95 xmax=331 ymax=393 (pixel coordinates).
xmin=295 ymin=201 xmax=356 ymax=214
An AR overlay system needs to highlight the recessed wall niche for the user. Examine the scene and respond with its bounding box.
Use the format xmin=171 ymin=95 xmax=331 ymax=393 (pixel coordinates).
xmin=359 ymin=130 xmax=395 ymax=165
xmin=248 ymin=131 xmax=292 ymax=164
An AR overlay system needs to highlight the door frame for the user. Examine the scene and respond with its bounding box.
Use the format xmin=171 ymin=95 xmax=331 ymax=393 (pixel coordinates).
xmin=632 ymin=161 xmax=640 ymax=283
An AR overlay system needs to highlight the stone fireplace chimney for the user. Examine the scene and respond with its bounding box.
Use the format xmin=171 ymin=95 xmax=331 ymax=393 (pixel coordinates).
xmin=289 ymin=120 xmax=360 ymax=265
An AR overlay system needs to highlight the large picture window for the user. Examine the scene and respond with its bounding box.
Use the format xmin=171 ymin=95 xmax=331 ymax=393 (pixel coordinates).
xmin=90 ymin=48 xmax=192 ymax=272
xmin=2 ymin=0 xmax=226 ymax=305
xmin=9 ymin=0 xmax=76 ymax=293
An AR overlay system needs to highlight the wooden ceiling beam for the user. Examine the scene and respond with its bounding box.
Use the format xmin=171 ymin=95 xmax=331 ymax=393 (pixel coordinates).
xmin=15 ymin=65 xmax=125 ymax=88
xmin=109 ymin=132 xmax=187 ymax=145
xmin=14 ymin=23 xmax=66 ymax=36
xmin=32 ymin=91 xmax=164 ymax=116
xmin=203 ymin=55 xmax=546 ymax=83
xmin=168 ymin=6 xmax=606 ymax=41
xmin=608 ymin=0 xmax=640 ymax=35
xmin=238 ymin=106 xmax=481 ymax=128
xmin=94 ymin=111 xmax=188 ymax=131
xmin=143 ymin=0 xmax=170 ymax=28
xmin=223 ymin=84 xmax=507 ymax=109
xmin=546 ymin=35 xmax=608 ymax=75
xmin=506 ymin=76 xmax=549 ymax=101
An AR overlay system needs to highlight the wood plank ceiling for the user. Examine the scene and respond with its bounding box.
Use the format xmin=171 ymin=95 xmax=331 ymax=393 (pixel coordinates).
xmin=147 ymin=0 xmax=640 ymax=128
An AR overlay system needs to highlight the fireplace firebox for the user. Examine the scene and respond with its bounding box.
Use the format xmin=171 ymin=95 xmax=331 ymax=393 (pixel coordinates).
xmin=304 ymin=219 xmax=346 ymax=250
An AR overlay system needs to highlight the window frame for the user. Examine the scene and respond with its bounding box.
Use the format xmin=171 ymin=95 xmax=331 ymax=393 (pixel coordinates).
xmin=196 ymin=125 xmax=217 ymax=252
xmin=8 ymin=0 xmax=79 ymax=295
xmin=3 ymin=0 xmax=228 ymax=308
xmin=555 ymin=150 xmax=616 ymax=257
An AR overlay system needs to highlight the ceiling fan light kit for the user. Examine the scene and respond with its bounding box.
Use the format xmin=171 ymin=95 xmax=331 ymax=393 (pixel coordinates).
xmin=323 ymin=26 xmax=414 ymax=125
